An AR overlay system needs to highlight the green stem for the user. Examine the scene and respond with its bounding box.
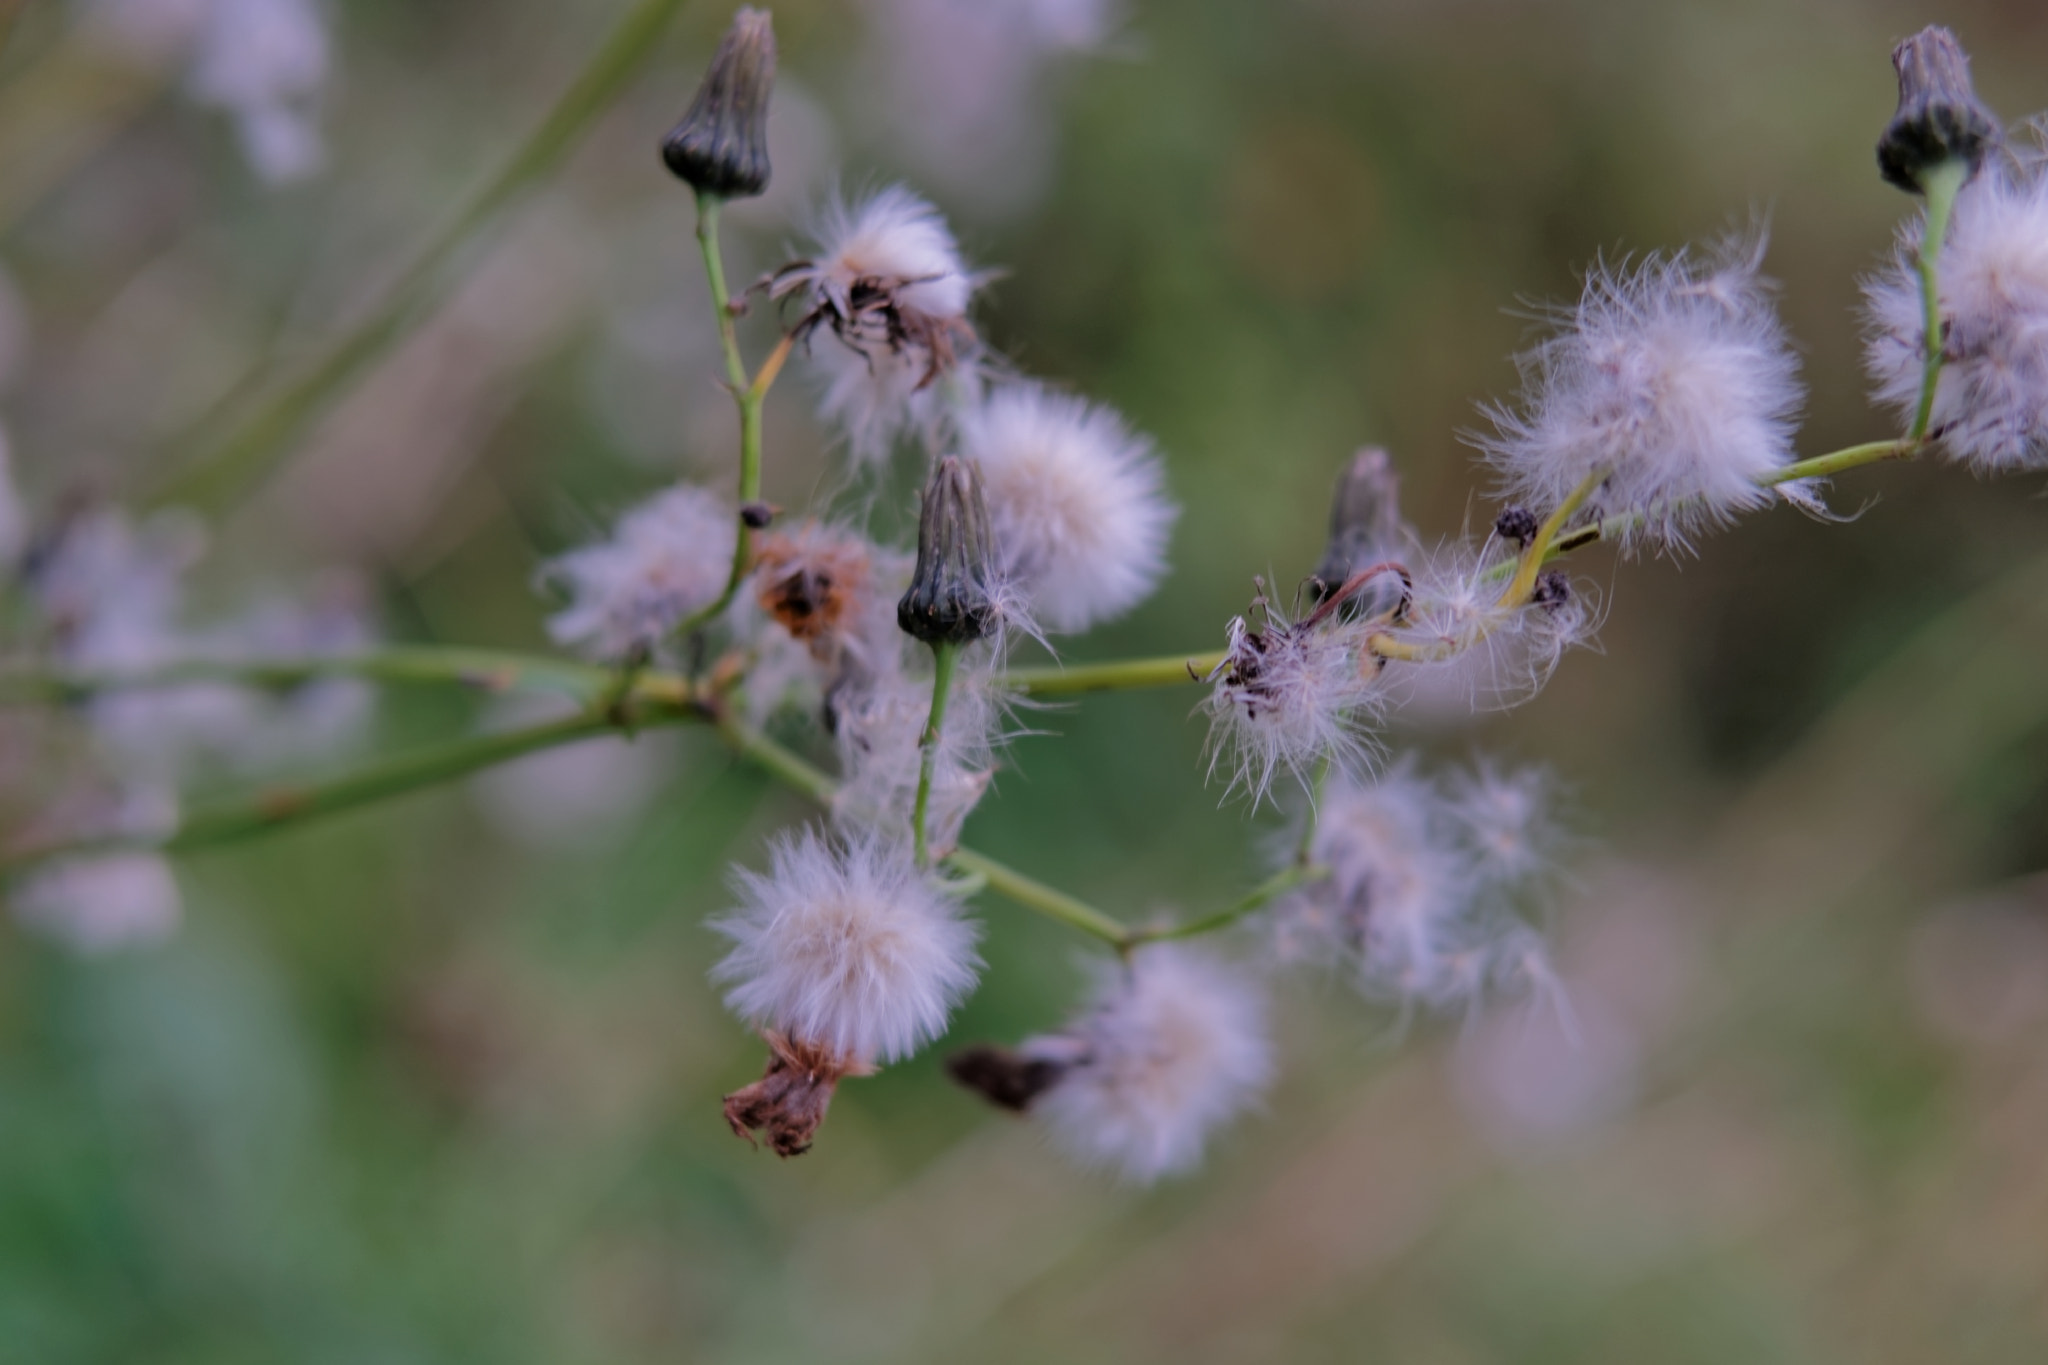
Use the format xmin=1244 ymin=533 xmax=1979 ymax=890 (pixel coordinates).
xmin=942 ymin=847 xmax=1131 ymax=947
xmin=146 ymin=0 xmax=692 ymax=512
xmin=1131 ymin=862 xmax=1328 ymax=946
xmin=1910 ymin=159 xmax=1967 ymax=442
xmin=1004 ymin=651 xmax=1229 ymax=699
xmin=0 ymin=647 xmax=624 ymax=707
xmin=913 ymin=642 xmax=961 ymax=867
xmin=4 ymin=705 xmax=693 ymax=871
xmin=672 ymin=190 xmax=775 ymax=641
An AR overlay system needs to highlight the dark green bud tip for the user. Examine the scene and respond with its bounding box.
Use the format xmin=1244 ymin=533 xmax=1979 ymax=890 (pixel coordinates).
xmin=1878 ymin=26 xmax=1999 ymax=194
xmin=898 ymin=457 xmax=997 ymax=647
xmin=1312 ymin=446 xmax=1405 ymax=604
xmin=663 ymin=8 xmax=776 ymax=199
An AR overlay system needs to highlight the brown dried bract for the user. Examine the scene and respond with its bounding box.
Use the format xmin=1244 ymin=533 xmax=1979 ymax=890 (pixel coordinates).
xmin=722 ymin=1032 xmax=867 ymax=1158
xmin=753 ymin=528 xmax=871 ymax=646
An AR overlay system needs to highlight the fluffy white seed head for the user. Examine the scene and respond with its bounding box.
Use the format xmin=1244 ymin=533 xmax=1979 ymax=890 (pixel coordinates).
xmin=1479 ymin=236 xmax=1804 ymax=549
xmin=958 ymin=385 xmax=1177 ymax=633
xmin=13 ymin=851 xmax=182 ymax=952
xmin=776 ymin=186 xmax=981 ymax=464
xmin=712 ymin=828 xmax=981 ymax=1064
xmin=1280 ymin=762 xmax=1557 ymax=1012
xmin=543 ymin=484 xmax=736 ymax=661
xmin=1865 ymin=161 xmax=2048 ymax=473
xmin=1033 ymin=946 xmax=1272 ymax=1183
xmin=1202 ymin=596 xmax=1385 ymax=804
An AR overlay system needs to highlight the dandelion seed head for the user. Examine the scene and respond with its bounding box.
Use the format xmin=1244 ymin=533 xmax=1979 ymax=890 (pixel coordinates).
xmin=1034 ymin=946 xmax=1271 ymax=1183
xmin=712 ymin=829 xmax=981 ymax=1065
xmin=1479 ymin=235 xmax=1803 ymax=550
xmin=959 ymin=385 xmax=1177 ymax=633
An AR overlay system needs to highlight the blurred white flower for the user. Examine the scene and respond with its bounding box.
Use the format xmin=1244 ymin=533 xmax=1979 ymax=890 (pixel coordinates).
xmin=12 ymin=850 xmax=183 ymax=952
xmin=1478 ymin=234 xmax=1804 ymax=550
xmin=542 ymin=484 xmax=737 ymax=662
xmin=1866 ymin=159 xmax=2048 ymax=473
xmin=959 ymin=385 xmax=1176 ymax=634
xmin=78 ymin=0 xmax=332 ymax=184
xmin=1278 ymin=760 xmax=1558 ymax=1013
xmin=1030 ymin=945 xmax=1271 ymax=1183
xmin=853 ymin=0 xmax=1124 ymax=217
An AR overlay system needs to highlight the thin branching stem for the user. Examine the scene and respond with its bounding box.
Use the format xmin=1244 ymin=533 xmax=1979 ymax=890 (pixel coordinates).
xmin=147 ymin=0 xmax=694 ymax=514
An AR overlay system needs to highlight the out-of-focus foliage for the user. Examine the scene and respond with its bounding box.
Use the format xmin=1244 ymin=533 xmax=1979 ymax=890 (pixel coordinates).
xmin=3 ymin=0 xmax=2047 ymax=1360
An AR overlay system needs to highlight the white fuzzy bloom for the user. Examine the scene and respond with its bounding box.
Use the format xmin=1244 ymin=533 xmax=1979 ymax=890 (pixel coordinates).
xmin=77 ymin=0 xmax=330 ymax=184
xmin=32 ymin=509 xmax=254 ymax=781
xmin=1202 ymin=598 xmax=1384 ymax=804
xmin=1479 ymin=236 xmax=1803 ymax=549
xmin=958 ymin=385 xmax=1176 ymax=633
xmin=1865 ymin=162 xmax=2048 ymax=473
xmin=712 ymin=829 xmax=981 ymax=1064
xmin=188 ymin=0 xmax=330 ymax=183
xmin=1279 ymin=763 xmax=1555 ymax=1011
xmin=1033 ymin=946 xmax=1271 ymax=1183
xmin=774 ymin=187 xmax=980 ymax=464
xmin=543 ymin=485 xmax=736 ymax=662
xmin=854 ymin=0 xmax=1122 ymax=216
xmin=831 ymin=662 xmax=1001 ymax=851
xmin=13 ymin=852 xmax=183 ymax=952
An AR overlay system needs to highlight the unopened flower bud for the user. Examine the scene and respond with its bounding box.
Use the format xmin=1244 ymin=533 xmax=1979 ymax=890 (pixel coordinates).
xmin=1877 ymin=26 xmax=1999 ymax=194
xmin=1313 ymin=448 xmax=1404 ymax=601
xmin=898 ymin=457 xmax=996 ymax=646
xmin=662 ymin=8 xmax=776 ymax=199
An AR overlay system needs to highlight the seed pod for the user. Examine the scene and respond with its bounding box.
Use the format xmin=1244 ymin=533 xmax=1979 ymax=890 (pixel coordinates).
xmin=662 ymin=8 xmax=776 ymax=199
xmin=1313 ymin=447 xmax=1404 ymax=600
xmin=898 ymin=457 xmax=996 ymax=646
xmin=1877 ymin=26 xmax=1999 ymax=194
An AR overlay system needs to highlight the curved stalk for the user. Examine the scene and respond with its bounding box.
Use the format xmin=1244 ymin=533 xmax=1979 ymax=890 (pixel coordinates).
xmin=1910 ymin=160 xmax=1967 ymax=442
xmin=147 ymin=0 xmax=693 ymax=512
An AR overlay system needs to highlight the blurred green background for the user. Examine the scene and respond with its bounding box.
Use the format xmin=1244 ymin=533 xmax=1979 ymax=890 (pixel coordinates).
xmin=4 ymin=0 xmax=2048 ymax=1360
